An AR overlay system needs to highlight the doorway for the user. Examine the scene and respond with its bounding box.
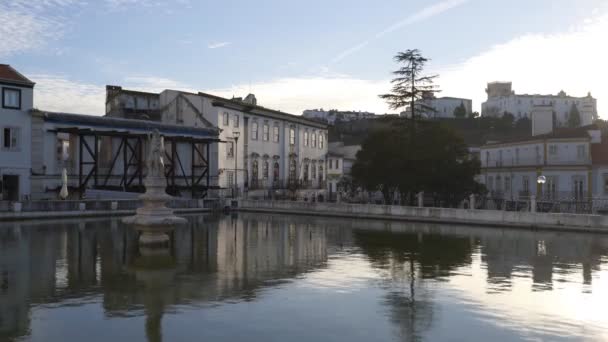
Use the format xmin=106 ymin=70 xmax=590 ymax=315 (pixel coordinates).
xmin=2 ymin=175 xmax=19 ymax=201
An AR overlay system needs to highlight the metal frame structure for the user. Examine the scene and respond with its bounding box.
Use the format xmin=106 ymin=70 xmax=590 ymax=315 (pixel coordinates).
xmin=54 ymin=128 xmax=213 ymax=198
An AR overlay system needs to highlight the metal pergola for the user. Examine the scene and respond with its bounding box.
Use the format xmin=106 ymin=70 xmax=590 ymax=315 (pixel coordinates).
xmin=53 ymin=127 xmax=216 ymax=198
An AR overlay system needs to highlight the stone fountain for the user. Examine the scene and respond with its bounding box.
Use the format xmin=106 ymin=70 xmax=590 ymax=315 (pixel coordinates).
xmin=122 ymin=130 xmax=186 ymax=246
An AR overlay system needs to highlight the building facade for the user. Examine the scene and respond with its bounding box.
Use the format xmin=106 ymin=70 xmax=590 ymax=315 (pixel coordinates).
xmin=479 ymin=125 xmax=601 ymax=202
xmin=302 ymin=109 xmax=376 ymax=124
xmin=408 ymin=96 xmax=473 ymax=119
xmin=481 ymin=82 xmax=597 ymax=126
xmin=0 ymin=65 xmax=34 ymax=201
xmin=107 ymin=87 xmax=329 ymax=199
xmin=327 ymin=142 xmax=360 ymax=200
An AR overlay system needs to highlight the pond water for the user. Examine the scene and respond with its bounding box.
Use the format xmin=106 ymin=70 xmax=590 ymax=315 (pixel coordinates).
xmin=1 ymin=213 xmax=608 ymax=341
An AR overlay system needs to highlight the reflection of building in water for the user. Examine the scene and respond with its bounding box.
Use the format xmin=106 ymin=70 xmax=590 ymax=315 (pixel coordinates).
xmin=216 ymin=214 xmax=327 ymax=293
xmin=478 ymin=229 xmax=608 ymax=290
xmin=0 ymin=225 xmax=30 ymax=340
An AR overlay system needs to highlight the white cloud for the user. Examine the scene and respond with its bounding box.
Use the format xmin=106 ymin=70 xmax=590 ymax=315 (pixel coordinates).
xmin=208 ymin=42 xmax=231 ymax=49
xmin=438 ymin=12 xmax=608 ymax=116
xmin=0 ymin=0 xmax=78 ymax=57
xmin=105 ymin=0 xmax=191 ymax=10
xmin=122 ymin=76 xmax=194 ymax=92
xmin=206 ymin=77 xmax=391 ymax=115
xmin=331 ymin=0 xmax=470 ymax=63
xmin=32 ymin=75 xmax=106 ymax=115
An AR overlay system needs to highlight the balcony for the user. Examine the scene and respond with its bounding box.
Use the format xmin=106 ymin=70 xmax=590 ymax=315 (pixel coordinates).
xmin=482 ymin=156 xmax=591 ymax=168
xmin=249 ymin=179 xmax=326 ymax=190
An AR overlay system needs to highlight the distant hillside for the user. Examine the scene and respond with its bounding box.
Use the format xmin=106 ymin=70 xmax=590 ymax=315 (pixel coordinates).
xmin=329 ymin=116 xmax=533 ymax=147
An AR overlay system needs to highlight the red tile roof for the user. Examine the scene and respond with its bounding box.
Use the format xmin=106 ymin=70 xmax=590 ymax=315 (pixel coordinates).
xmin=0 ymin=64 xmax=35 ymax=86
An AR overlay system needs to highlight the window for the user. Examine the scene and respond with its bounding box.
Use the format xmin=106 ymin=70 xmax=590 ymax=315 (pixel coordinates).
xmin=263 ymin=161 xmax=269 ymax=179
xmin=273 ymin=123 xmax=279 ymax=142
xmin=289 ymin=159 xmax=296 ymax=180
xmin=573 ymin=176 xmax=584 ymax=199
xmin=329 ymin=159 xmax=333 ymax=169
xmin=515 ymin=148 xmax=520 ymax=164
xmin=523 ymin=176 xmax=530 ymax=195
xmin=496 ymin=175 xmax=502 ymax=191
xmin=312 ymin=163 xmax=317 ymax=180
xmin=505 ymin=176 xmax=511 ymax=192
xmin=486 ymin=151 xmax=490 ymax=165
xmin=289 ymin=128 xmax=295 ymax=145
xmin=311 ymin=132 xmax=316 ymax=148
xmin=319 ymin=134 xmax=324 ymax=149
xmin=488 ymin=176 xmax=494 ymax=190
xmin=546 ymin=176 xmax=558 ymax=199
xmin=226 ymin=141 xmax=234 ymax=157
xmin=603 ymin=174 xmax=608 ymax=195
xmin=535 ymin=146 xmax=541 ymax=163
xmin=252 ymin=122 xmax=258 ymax=140
xmin=223 ymin=112 xmax=229 ymax=126
xmin=251 ymin=160 xmax=259 ymax=181
xmin=56 ymin=135 xmax=70 ymax=162
xmin=263 ymin=123 xmax=269 ymax=141
xmin=304 ymin=130 xmax=309 ymax=146
xmin=273 ymin=162 xmax=280 ymax=182
xmin=318 ymin=164 xmax=323 ymax=181
xmin=3 ymin=127 xmax=19 ymax=150
xmin=336 ymin=159 xmax=340 ymax=170
xmin=233 ymin=115 xmax=239 ymax=128
xmin=303 ymin=163 xmax=309 ymax=181
xmin=2 ymin=88 xmax=21 ymax=109
xmin=549 ymin=145 xmax=557 ymax=155
xmin=577 ymin=145 xmax=586 ymax=159
xmin=227 ymin=171 xmax=234 ymax=187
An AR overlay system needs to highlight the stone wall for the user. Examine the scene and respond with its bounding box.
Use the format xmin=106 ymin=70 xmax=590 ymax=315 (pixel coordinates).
xmin=238 ymin=200 xmax=608 ymax=233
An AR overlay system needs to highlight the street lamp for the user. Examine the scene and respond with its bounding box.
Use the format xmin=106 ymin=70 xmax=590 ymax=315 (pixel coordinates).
xmin=537 ymin=175 xmax=546 ymax=198
xmin=233 ymin=131 xmax=240 ymax=198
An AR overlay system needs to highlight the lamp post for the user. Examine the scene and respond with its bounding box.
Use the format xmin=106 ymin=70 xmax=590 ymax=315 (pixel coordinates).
xmin=233 ymin=131 xmax=240 ymax=198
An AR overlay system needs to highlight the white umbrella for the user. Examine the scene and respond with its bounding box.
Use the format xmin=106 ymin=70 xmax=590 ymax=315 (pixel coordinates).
xmin=59 ymin=168 xmax=69 ymax=200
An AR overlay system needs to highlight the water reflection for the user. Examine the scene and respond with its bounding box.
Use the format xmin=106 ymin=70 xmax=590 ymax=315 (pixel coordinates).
xmin=1 ymin=214 xmax=608 ymax=341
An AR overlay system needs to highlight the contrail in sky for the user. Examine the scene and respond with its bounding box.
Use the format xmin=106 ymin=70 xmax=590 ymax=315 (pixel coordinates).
xmin=330 ymin=0 xmax=470 ymax=64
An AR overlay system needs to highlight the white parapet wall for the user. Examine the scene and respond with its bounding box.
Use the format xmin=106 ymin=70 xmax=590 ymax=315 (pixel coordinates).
xmin=238 ymin=200 xmax=608 ymax=233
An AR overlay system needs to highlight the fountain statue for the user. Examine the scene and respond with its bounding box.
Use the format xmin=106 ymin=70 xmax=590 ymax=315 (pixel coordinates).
xmin=122 ymin=130 xmax=186 ymax=246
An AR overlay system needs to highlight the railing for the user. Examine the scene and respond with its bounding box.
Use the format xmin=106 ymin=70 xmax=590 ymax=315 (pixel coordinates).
xmin=477 ymin=191 xmax=608 ymax=214
xmin=248 ymin=179 xmax=327 ymax=190
xmin=482 ymin=156 xmax=591 ymax=168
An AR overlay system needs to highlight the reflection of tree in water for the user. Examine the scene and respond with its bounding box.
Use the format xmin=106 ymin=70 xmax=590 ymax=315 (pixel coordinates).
xmin=353 ymin=229 xmax=474 ymax=341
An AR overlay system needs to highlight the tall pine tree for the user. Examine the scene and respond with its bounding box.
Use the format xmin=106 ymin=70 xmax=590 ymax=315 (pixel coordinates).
xmin=379 ymin=49 xmax=439 ymax=120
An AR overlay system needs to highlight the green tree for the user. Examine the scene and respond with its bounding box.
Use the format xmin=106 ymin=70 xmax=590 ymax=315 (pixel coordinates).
xmin=453 ymin=101 xmax=467 ymax=118
xmin=351 ymin=121 xmax=482 ymax=206
xmin=379 ymin=49 xmax=439 ymax=120
xmin=567 ymin=103 xmax=581 ymax=128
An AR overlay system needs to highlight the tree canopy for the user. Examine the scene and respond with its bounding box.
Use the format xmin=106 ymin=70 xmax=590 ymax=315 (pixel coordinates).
xmin=379 ymin=49 xmax=439 ymax=120
xmin=567 ymin=103 xmax=582 ymax=128
xmin=453 ymin=101 xmax=467 ymax=118
xmin=351 ymin=121 xmax=483 ymax=206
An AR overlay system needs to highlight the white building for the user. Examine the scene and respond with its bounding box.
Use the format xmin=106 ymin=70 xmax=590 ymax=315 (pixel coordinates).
xmin=302 ymin=109 xmax=376 ymax=124
xmin=405 ymin=95 xmax=472 ymax=119
xmin=327 ymin=142 xmax=360 ymax=200
xmin=479 ymin=112 xmax=608 ymax=202
xmin=107 ymin=87 xmax=329 ymax=199
xmin=481 ymin=82 xmax=597 ymax=126
xmin=0 ymin=65 xmax=34 ymax=201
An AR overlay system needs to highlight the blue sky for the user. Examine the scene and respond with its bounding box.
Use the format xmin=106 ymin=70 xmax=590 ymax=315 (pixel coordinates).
xmin=2 ymin=0 xmax=607 ymax=116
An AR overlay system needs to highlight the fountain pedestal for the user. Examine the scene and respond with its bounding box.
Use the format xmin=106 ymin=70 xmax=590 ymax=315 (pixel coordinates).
xmin=122 ymin=175 xmax=187 ymax=246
